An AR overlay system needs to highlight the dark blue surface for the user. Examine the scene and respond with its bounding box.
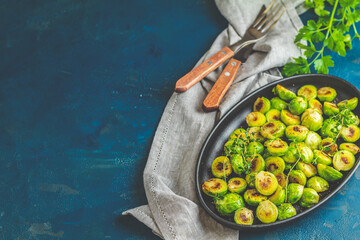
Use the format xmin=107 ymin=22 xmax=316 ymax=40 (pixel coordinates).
xmin=1 ymin=1 xmax=360 ymax=239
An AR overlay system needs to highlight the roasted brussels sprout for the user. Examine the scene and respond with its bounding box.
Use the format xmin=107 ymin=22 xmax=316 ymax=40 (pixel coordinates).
xmin=231 ymin=154 xmax=246 ymax=175
xmin=321 ymin=119 xmax=340 ymax=138
xmin=255 ymin=171 xmax=279 ymax=196
xmin=305 ymin=131 xmax=322 ymax=150
xmin=246 ymin=172 xmax=257 ymax=188
xmin=306 ymin=176 xmax=329 ymax=192
xmin=299 ymin=188 xmax=319 ymax=208
xmin=215 ymin=193 xmax=245 ymax=216
xmin=340 ymin=124 xmax=360 ymax=142
xmin=317 ymin=87 xmax=337 ymax=102
xmin=317 ymin=163 xmax=343 ymax=182
xmin=224 ymin=138 xmax=243 ymax=155
xmin=265 ymin=156 xmax=286 ymax=173
xmin=248 ymin=127 xmax=266 ymax=142
xmin=289 ymin=97 xmax=308 ymax=115
xmin=296 ymin=162 xmax=317 ymax=178
xmin=246 ymin=142 xmax=264 ymax=157
xmin=288 ymin=170 xmax=307 ymax=185
xmin=267 ymin=139 xmax=289 ymax=156
xmin=254 ymin=97 xmax=271 ymax=114
xmin=234 ymin=207 xmax=254 ymax=225
xmin=282 ymin=146 xmax=298 ymax=164
xmin=269 ymin=186 xmax=286 ymax=205
xmin=246 ymin=112 xmax=267 ymax=127
xmin=273 ymin=84 xmax=296 ymax=101
xmin=313 ymin=150 xmax=332 ymax=165
xmin=301 ymin=108 xmax=323 ymax=131
xmin=270 ymin=97 xmax=288 ymax=111
xmin=347 ymin=111 xmax=360 ymax=125
xmin=256 ymin=200 xmax=278 ymax=223
xmin=298 ymin=85 xmax=317 ymax=100
xmin=202 ymin=178 xmax=228 ymax=197
xmin=249 ymin=154 xmax=266 ymax=173
xmin=229 ymin=128 xmax=247 ymax=140
xmin=228 ymin=178 xmax=247 ymax=193
xmin=338 ymin=97 xmax=358 ymax=110
xmin=320 ymin=138 xmax=338 ymax=156
xmin=285 ymin=125 xmax=309 ymax=142
xmin=308 ymin=99 xmax=323 ymax=114
xmin=266 ymin=109 xmax=281 ymax=122
xmin=212 ymin=156 xmax=232 ymax=178
xmin=333 ymin=150 xmax=355 ymax=171
xmin=278 ymin=203 xmax=297 ymax=220
xmin=287 ymin=183 xmax=304 ymax=204
xmin=274 ymin=172 xmax=287 ymax=187
xmin=281 ymin=110 xmax=301 ymax=126
xmin=323 ymin=102 xmax=339 ymax=116
xmin=260 ymin=121 xmax=286 ymax=139
xmin=294 ymin=142 xmax=314 ymax=164
xmin=244 ymin=189 xmax=268 ymax=206
xmin=339 ymin=143 xmax=360 ymax=155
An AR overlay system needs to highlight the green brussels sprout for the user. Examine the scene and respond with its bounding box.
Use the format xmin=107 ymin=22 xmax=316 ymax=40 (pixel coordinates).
xmin=215 ymin=193 xmax=245 ymax=216
xmin=296 ymin=162 xmax=317 ymax=178
xmin=313 ymin=150 xmax=332 ymax=165
xmin=224 ymin=138 xmax=243 ymax=155
xmin=287 ymin=183 xmax=304 ymax=204
xmin=228 ymin=178 xmax=247 ymax=193
xmin=323 ymin=102 xmax=339 ymax=116
xmin=301 ymin=108 xmax=323 ymax=131
xmin=289 ymin=96 xmax=308 ymax=115
xmin=202 ymin=178 xmax=228 ymax=197
xmin=288 ymin=170 xmax=307 ymax=185
xmin=347 ymin=111 xmax=360 ymax=125
xmin=317 ymin=163 xmax=343 ymax=182
xmin=320 ymin=138 xmax=338 ymax=157
xmin=307 ymin=176 xmax=329 ymax=192
xmin=255 ymin=171 xmax=279 ymax=196
xmin=231 ymin=154 xmax=246 ymax=175
xmin=256 ymin=200 xmax=279 ymax=223
xmin=283 ymin=146 xmax=298 ymax=164
xmin=246 ymin=112 xmax=266 ymax=127
xmin=333 ymin=150 xmax=355 ymax=171
xmin=340 ymin=124 xmax=360 ymax=142
xmin=246 ymin=142 xmax=264 ymax=157
xmin=244 ymin=189 xmax=268 ymax=206
xmin=338 ymin=97 xmax=358 ymax=110
xmin=245 ymin=172 xmax=257 ymax=188
xmin=305 ymin=131 xmax=322 ymax=150
xmin=265 ymin=156 xmax=286 ymax=173
xmin=266 ymin=109 xmax=281 ymax=122
xmin=317 ymin=87 xmax=337 ymax=102
xmin=267 ymin=139 xmax=289 ymax=156
xmin=293 ymin=142 xmax=314 ymax=164
xmin=234 ymin=207 xmax=254 ymax=225
xmin=285 ymin=125 xmax=309 ymax=142
xmin=299 ymin=188 xmax=319 ymax=208
xmin=321 ymin=119 xmax=341 ymax=138
xmin=269 ymin=186 xmax=286 ymax=205
xmin=270 ymin=97 xmax=288 ymax=111
xmin=248 ymin=154 xmax=266 ymax=173
xmin=273 ymin=84 xmax=297 ymax=101
xmin=229 ymin=128 xmax=247 ymax=140
xmin=308 ymin=99 xmax=323 ymax=114
xmin=254 ymin=97 xmax=271 ymax=113
xmin=248 ymin=127 xmax=266 ymax=142
xmin=298 ymin=85 xmax=317 ymax=101
xmin=281 ymin=110 xmax=301 ymax=126
xmin=212 ymin=156 xmax=232 ymax=178
xmin=339 ymin=143 xmax=360 ymax=155
xmin=260 ymin=121 xmax=286 ymax=139
xmin=278 ymin=203 xmax=297 ymax=220
xmin=274 ymin=172 xmax=287 ymax=187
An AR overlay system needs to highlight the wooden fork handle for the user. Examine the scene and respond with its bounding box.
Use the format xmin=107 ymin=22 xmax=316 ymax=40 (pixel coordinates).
xmin=203 ymin=58 xmax=241 ymax=111
xmin=175 ymin=47 xmax=234 ymax=93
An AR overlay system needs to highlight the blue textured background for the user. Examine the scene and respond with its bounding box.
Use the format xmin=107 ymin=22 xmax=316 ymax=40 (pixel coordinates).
xmin=1 ymin=0 xmax=360 ymax=239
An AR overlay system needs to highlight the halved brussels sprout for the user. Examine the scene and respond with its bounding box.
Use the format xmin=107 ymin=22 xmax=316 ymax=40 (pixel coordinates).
xmin=269 ymin=186 xmax=286 ymax=205
xmin=339 ymin=143 xmax=360 ymax=155
xmin=289 ymin=97 xmax=308 ymax=115
xmin=278 ymin=203 xmax=297 ymax=220
xmin=283 ymin=146 xmax=298 ymax=164
xmin=254 ymin=97 xmax=271 ymax=113
xmin=347 ymin=111 xmax=360 ymax=125
xmin=323 ymin=102 xmax=339 ymax=116
xmin=265 ymin=156 xmax=286 ymax=173
xmin=313 ymin=150 xmax=332 ymax=165
xmin=212 ymin=156 xmax=232 ymax=178
xmin=338 ymin=97 xmax=358 ymax=110
xmin=288 ymin=170 xmax=307 ymax=185
xmin=228 ymin=178 xmax=247 ymax=193
xmin=333 ymin=150 xmax=355 ymax=171
xmin=296 ymin=162 xmax=317 ymax=178
xmin=260 ymin=121 xmax=286 ymax=139
xmin=317 ymin=87 xmax=337 ymax=102
xmin=234 ymin=207 xmax=254 ymax=225
xmin=285 ymin=125 xmax=309 ymax=142
xmin=301 ymin=108 xmax=323 ymax=131
xmin=320 ymin=138 xmax=338 ymax=156
xmin=215 ymin=193 xmax=245 ymax=216
xmin=294 ymin=142 xmax=314 ymax=164
xmin=202 ymin=178 xmax=228 ymax=197
xmin=308 ymin=99 xmax=323 ymax=114
xmin=317 ymin=163 xmax=343 ymax=182
xmin=306 ymin=176 xmax=329 ymax=192
xmin=244 ymin=189 xmax=268 ymax=206
xmin=270 ymin=97 xmax=288 ymax=111
xmin=229 ymin=128 xmax=247 ymax=140
xmin=245 ymin=172 xmax=257 ymax=188
xmin=246 ymin=112 xmax=267 ymax=127
xmin=281 ymin=110 xmax=301 ymax=126
xmin=287 ymin=183 xmax=304 ymax=204
xmin=266 ymin=109 xmax=281 ymax=122
xmin=273 ymin=84 xmax=297 ymax=101
xmin=298 ymin=85 xmax=317 ymax=100
xmin=340 ymin=124 xmax=360 ymax=142
xmin=299 ymin=188 xmax=319 ymax=208
xmin=321 ymin=118 xmax=340 ymax=138
xmin=224 ymin=138 xmax=243 ymax=155
xmin=274 ymin=172 xmax=287 ymax=187
xmin=256 ymin=200 xmax=279 ymax=223
xmin=249 ymin=154 xmax=266 ymax=173
xmin=231 ymin=154 xmax=246 ymax=175
xmin=267 ymin=139 xmax=289 ymax=156
xmin=305 ymin=131 xmax=322 ymax=150
xmin=248 ymin=127 xmax=266 ymax=142
xmin=255 ymin=171 xmax=279 ymax=196
xmin=246 ymin=142 xmax=264 ymax=157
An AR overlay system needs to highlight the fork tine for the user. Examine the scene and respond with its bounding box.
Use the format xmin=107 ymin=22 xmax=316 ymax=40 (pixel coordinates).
xmin=256 ymin=3 xmax=282 ymax=30
xmin=261 ymin=7 xmax=286 ymax=33
xmin=252 ymin=0 xmax=276 ymax=28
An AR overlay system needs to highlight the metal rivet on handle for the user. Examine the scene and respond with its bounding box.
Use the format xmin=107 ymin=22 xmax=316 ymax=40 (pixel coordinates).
xmin=207 ymin=61 xmax=213 ymax=65
xmin=231 ymin=62 xmax=237 ymax=66
xmin=224 ymin=72 xmax=230 ymax=76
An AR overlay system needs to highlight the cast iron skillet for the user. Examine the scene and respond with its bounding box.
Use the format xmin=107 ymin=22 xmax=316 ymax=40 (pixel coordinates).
xmin=196 ymin=74 xmax=360 ymax=230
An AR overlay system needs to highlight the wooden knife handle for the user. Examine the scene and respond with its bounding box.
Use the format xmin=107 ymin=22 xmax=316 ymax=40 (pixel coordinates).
xmin=175 ymin=47 xmax=234 ymax=93
xmin=203 ymin=58 xmax=241 ymax=111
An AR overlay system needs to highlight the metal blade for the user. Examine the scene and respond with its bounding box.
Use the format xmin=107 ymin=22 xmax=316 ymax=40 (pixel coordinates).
xmin=232 ymin=44 xmax=255 ymax=63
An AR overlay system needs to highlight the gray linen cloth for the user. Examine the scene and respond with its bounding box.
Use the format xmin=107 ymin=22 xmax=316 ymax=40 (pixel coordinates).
xmin=123 ymin=0 xmax=304 ymax=239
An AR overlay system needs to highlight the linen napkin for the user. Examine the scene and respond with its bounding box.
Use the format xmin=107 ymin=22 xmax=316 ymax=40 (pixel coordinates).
xmin=123 ymin=0 xmax=305 ymax=239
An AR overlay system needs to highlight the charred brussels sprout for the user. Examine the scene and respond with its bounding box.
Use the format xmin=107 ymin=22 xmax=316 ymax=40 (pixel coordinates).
xmin=270 ymin=97 xmax=288 ymax=111
xmin=212 ymin=156 xmax=232 ymax=178
xmin=267 ymin=139 xmax=289 ymax=156
xmin=298 ymin=85 xmax=317 ymax=100
xmin=287 ymin=183 xmax=304 ymax=204
xmin=254 ymin=97 xmax=271 ymax=113
xmin=317 ymin=87 xmax=337 ymax=102
xmin=305 ymin=131 xmax=322 ymax=150
xmin=255 ymin=171 xmax=279 ymax=196
xmin=246 ymin=112 xmax=266 ymax=127
xmin=234 ymin=207 xmax=254 ymax=225
xmin=333 ymin=150 xmax=355 ymax=171
xmin=283 ymin=146 xmax=298 ymax=164
xmin=289 ymin=170 xmax=307 ymax=185
xmin=202 ymin=178 xmax=228 ymax=197
xmin=265 ymin=157 xmax=286 ymax=173
xmin=229 ymin=128 xmax=247 ymax=140
xmin=260 ymin=121 xmax=286 ymax=139
xmin=244 ymin=189 xmax=268 ymax=206
xmin=320 ymin=138 xmax=338 ymax=156
xmin=268 ymin=186 xmax=286 ymax=205
xmin=289 ymin=97 xmax=308 ymax=115
xmin=256 ymin=200 xmax=278 ymax=223
xmin=246 ymin=172 xmax=257 ymax=188
xmin=249 ymin=154 xmax=266 ymax=173
xmin=307 ymin=176 xmax=329 ymax=192
xmin=313 ymin=150 xmax=332 ymax=165
xmin=296 ymin=162 xmax=317 ymax=178
xmin=228 ymin=178 xmax=247 ymax=193
xmin=278 ymin=203 xmax=297 ymax=220
xmin=275 ymin=172 xmax=287 ymax=187
xmin=339 ymin=143 xmax=360 ymax=155
xmin=308 ymin=99 xmax=323 ymax=114
xmin=300 ymin=188 xmax=319 ymax=208
xmin=266 ymin=109 xmax=281 ymax=122
xmin=301 ymin=108 xmax=323 ymax=131
xmin=285 ymin=125 xmax=309 ymax=142
xmin=317 ymin=163 xmax=343 ymax=182
xmin=323 ymin=102 xmax=339 ymax=116
xmin=273 ymin=84 xmax=296 ymax=101
xmin=215 ymin=193 xmax=245 ymax=216
xmin=338 ymin=97 xmax=358 ymax=110
xmin=281 ymin=110 xmax=301 ymax=126
xmin=246 ymin=142 xmax=264 ymax=157
xmin=321 ymin=119 xmax=340 ymax=138
xmin=340 ymin=124 xmax=360 ymax=142
xmin=248 ymin=127 xmax=266 ymax=142
xmin=231 ymin=154 xmax=246 ymax=175
xmin=224 ymin=138 xmax=243 ymax=155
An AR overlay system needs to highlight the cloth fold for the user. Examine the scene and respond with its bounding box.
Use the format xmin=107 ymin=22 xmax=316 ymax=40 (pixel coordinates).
xmin=123 ymin=1 xmax=304 ymax=239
